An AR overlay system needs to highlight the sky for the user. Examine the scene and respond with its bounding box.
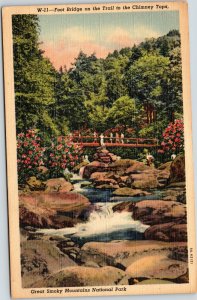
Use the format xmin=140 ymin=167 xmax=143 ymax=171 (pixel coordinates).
xmin=38 ymin=11 xmax=180 ymax=70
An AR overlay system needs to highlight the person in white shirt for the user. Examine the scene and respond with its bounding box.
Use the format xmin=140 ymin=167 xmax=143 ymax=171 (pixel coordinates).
xmin=110 ymin=132 xmax=113 ymax=143
xmin=100 ymin=133 xmax=104 ymax=146
xmin=146 ymin=153 xmax=154 ymax=166
xmin=120 ymin=133 xmax=124 ymax=144
xmin=171 ymin=154 xmax=176 ymax=160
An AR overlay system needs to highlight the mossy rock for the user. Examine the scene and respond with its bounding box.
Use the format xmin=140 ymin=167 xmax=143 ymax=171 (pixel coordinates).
xmin=170 ymin=154 xmax=185 ymax=183
xmin=27 ymin=176 xmax=46 ymax=191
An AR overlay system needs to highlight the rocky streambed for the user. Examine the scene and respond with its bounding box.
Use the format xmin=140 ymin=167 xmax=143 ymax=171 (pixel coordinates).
xmin=19 ymin=151 xmax=188 ymax=288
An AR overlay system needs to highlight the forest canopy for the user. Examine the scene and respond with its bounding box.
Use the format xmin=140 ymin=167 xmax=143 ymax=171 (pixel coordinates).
xmin=12 ymin=15 xmax=183 ymax=143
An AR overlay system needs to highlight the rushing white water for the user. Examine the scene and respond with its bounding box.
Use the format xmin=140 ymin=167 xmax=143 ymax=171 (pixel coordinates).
xmin=70 ymin=173 xmax=85 ymax=192
xmin=73 ymin=182 xmax=84 ymax=192
xmin=39 ymin=202 xmax=149 ymax=238
xmin=71 ymin=173 xmax=83 ymax=181
xmin=38 ymin=171 xmax=150 ymax=240
xmin=79 ymin=166 xmax=85 ymax=178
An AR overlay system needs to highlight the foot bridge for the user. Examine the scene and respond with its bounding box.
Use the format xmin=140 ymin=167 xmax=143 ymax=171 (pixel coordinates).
xmin=72 ymin=135 xmax=158 ymax=148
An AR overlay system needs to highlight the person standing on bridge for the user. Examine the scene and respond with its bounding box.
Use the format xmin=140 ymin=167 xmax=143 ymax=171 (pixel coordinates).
xmin=100 ymin=133 xmax=105 ymax=146
xmin=115 ymin=132 xmax=120 ymax=143
xmin=93 ymin=131 xmax=98 ymax=143
xmin=120 ymin=132 xmax=124 ymax=144
xmin=110 ymin=132 xmax=113 ymax=143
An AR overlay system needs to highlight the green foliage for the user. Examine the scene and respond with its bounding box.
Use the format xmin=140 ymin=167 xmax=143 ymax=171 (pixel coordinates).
xmin=139 ymin=121 xmax=168 ymax=138
xmin=104 ymin=53 xmax=129 ymax=105
xmin=13 ymin=15 xmax=58 ymax=138
xmin=127 ymin=54 xmax=170 ymax=109
xmin=109 ymin=147 xmax=140 ymax=160
xmin=107 ymin=96 xmax=136 ymax=127
xmin=13 ymin=15 xmax=183 ymax=164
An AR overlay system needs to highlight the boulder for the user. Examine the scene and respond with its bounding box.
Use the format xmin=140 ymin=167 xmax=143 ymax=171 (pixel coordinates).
xmin=123 ymin=161 xmax=159 ymax=189
xmin=168 ymin=182 xmax=186 ymax=188
xmin=162 ymin=188 xmax=186 ymax=202
xmin=177 ymin=191 xmax=186 ymax=204
xmin=157 ymin=161 xmax=172 ymax=186
xmin=56 ymin=239 xmax=81 ymax=261
xmin=125 ymin=161 xmax=151 ymax=174
xmin=108 ymin=153 xmax=118 ymax=162
xmin=90 ymin=172 xmax=126 ymax=189
xmin=169 ymin=155 xmax=185 ymax=183
xmin=144 ymin=222 xmax=187 ymax=242
xmin=109 ymin=159 xmax=138 ymax=172
xmin=37 ymin=166 xmax=49 ymax=180
xmin=27 ymin=177 xmax=45 ymax=191
xmin=32 ymin=266 xmax=129 ymax=287
xmin=113 ymin=188 xmax=151 ymax=197
xmin=90 ymin=172 xmax=120 ymax=188
xmin=93 ymin=148 xmax=118 ymax=164
xmin=45 ymin=178 xmax=73 ymax=193
xmin=170 ymin=246 xmax=188 ymax=262
xmin=88 ymin=159 xmax=161 ymax=190
xmin=131 ymin=200 xmax=186 ymax=225
xmin=21 ymin=239 xmax=76 ymax=288
xmin=73 ymin=161 xmax=89 ymax=172
xmin=131 ymin=174 xmax=158 ymax=189
xmin=119 ymin=176 xmax=129 ymax=184
xmin=19 ymin=192 xmax=91 ymax=229
xmin=94 ymin=178 xmax=118 ymax=188
xmin=126 ymin=254 xmax=188 ymax=281
xmin=158 ymin=161 xmax=172 ymax=171
xmin=112 ymin=201 xmax=135 ymax=213
xmin=90 ymin=171 xmax=120 ymax=189
xmin=83 ymin=161 xmax=108 ymax=179
xmin=90 ymin=172 xmax=108 ymax=181
xmin=96 ymin=184 xmax=119 ymax=189
xmin=81 ymin=240 xmax=187 ymax=270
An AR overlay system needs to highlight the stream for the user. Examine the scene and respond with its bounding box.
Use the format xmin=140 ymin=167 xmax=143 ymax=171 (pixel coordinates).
xmin=40 ymin=173 xmax=164 ymax=245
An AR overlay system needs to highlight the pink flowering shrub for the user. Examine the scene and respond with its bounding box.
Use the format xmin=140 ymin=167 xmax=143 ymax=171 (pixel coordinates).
xmin=17 ymin=129 xmax=44 ymax=183
xmin=160 ymin=119 xmax=184 ymax=154
xmin=45 ymin=136 xmax=83 ymax=178
xmin=17 ymin=130 xmax=84 ymax=183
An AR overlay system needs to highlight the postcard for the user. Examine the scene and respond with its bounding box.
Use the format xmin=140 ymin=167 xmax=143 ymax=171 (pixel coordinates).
xmin=2 ymin=1 xmax=197 ymax=298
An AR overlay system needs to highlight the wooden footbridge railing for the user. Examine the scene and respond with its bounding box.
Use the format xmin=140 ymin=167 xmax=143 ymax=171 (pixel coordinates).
xmin=71 ymin=135 xmax=158 ymax=148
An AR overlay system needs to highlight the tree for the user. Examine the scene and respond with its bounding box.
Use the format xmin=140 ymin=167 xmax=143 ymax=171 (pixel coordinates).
xmin=107 ymin=96 xmax=136 ymax=127
xmin=70 ymin=51 xmax=109 ymax=131
xmin=64 ymin=82 xmax=89 ymax=131
xmin=104 ymin=54 xmax=128 ymax=105
xmin=160 ymin=47 xmax=183 ymax=122
xmin=13 ymin=14 xmax=58 ymax=139
xmin=85 ymin=74 xmax=109 ymax=131
xmin=127 ymin=53 xmax=170 ymax=124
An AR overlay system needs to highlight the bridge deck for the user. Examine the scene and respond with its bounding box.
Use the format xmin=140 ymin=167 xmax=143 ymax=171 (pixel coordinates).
xmin=74 ymin=142 xmax=158 ymax=148
xmin=71 ymin=136 xmax=158 ymax=148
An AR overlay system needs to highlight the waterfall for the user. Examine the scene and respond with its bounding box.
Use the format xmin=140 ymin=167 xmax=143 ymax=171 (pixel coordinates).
xmin=73 ymin=181 xmax=84 ymax=192
xmin=39 ymin=202 xmax=149 ymax=238
xmin=79 ymin=166 xmax=85 ymax=178
xmin=70 ymin=172 xmax=85 ymax=192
